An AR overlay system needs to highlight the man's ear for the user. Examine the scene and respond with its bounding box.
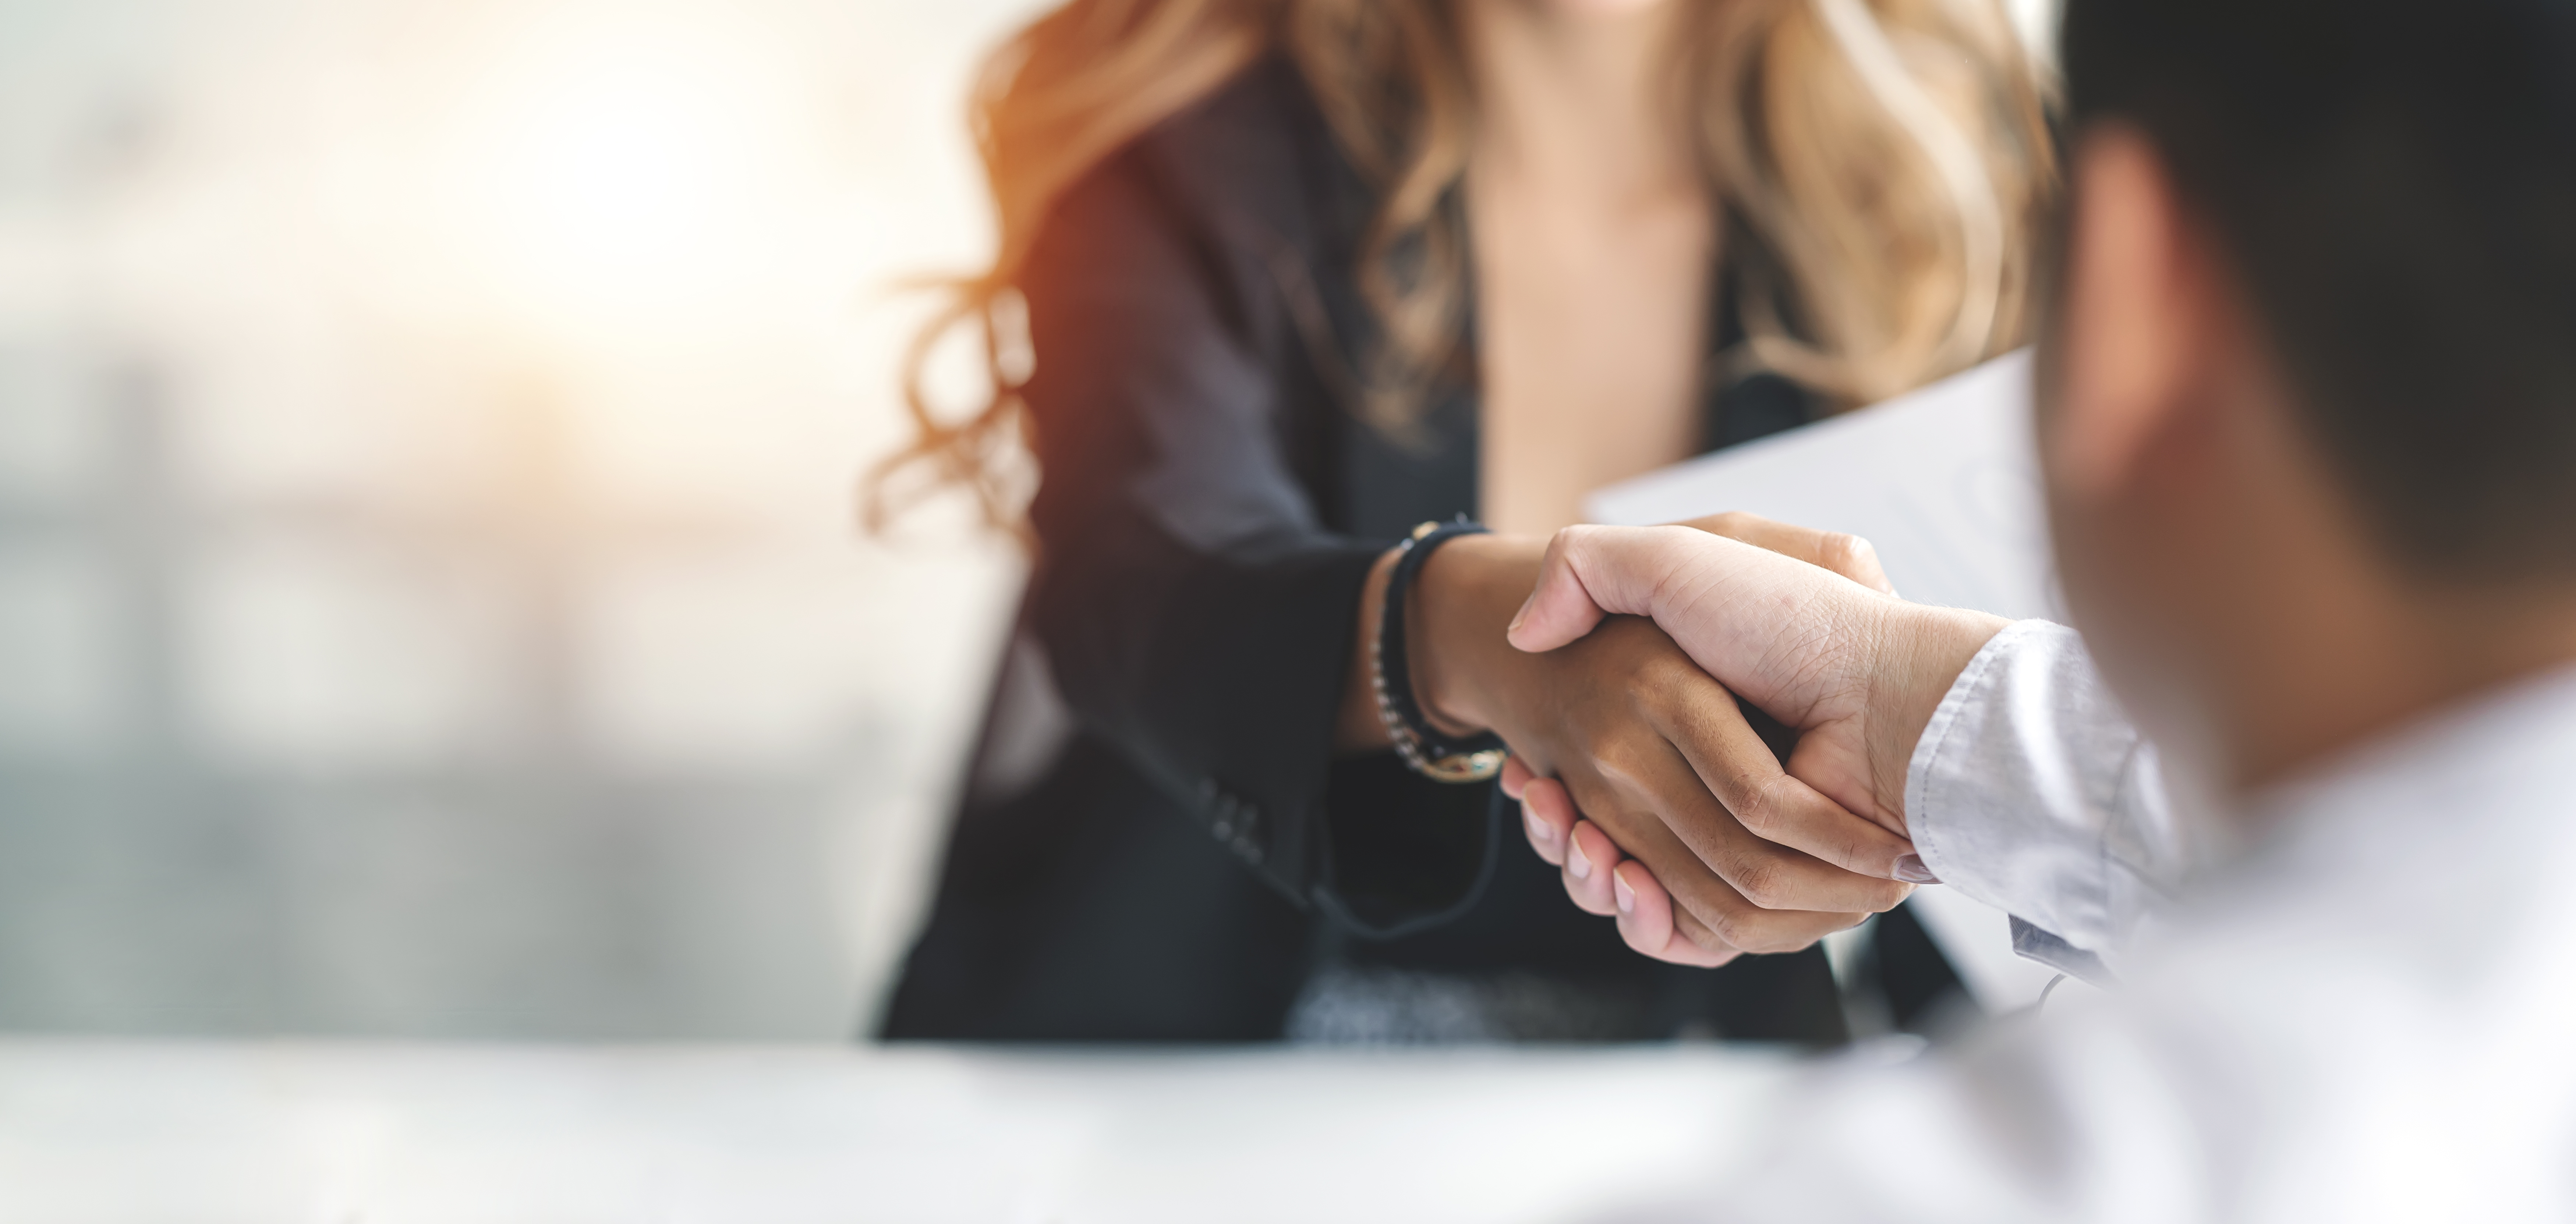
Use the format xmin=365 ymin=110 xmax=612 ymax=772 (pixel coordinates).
xmin=2050 ymin=125 xmax=2198 ymax=498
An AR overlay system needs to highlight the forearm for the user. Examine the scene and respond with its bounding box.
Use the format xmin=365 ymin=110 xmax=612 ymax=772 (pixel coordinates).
xmin=1323 ymin=539 xmax=1526 ymax=936
xmin=1025 ymin=508 xmax=1388 ymax=899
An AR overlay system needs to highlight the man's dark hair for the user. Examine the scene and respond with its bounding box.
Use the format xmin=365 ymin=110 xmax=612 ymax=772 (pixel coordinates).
xmin=2062 ymin=0 xmax=2576 ymax=578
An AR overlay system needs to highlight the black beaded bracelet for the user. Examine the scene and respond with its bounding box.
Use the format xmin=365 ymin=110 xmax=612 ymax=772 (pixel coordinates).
xmin=1372 ymin=518 xmax=1508 ymax=783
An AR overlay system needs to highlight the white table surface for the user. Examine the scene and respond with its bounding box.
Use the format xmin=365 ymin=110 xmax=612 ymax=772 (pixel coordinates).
xmin=0 ymin=1040 xmax=1810 ymax=1224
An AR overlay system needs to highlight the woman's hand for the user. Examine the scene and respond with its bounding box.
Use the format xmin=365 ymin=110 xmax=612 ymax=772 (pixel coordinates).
xmin=1504 ymin=515 xmax=2009 ymax=966
xmin=1409 ymin=519 xmax=1922 ymax=963
xmin=1503 ymin=755 xmax=1731 ymax=966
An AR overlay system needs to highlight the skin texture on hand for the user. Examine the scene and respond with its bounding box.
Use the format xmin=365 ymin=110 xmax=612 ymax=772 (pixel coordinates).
xmin=1503 ymin=516 xmax=2008 ymax=965
xmin=1400 ymin=531 xmax=1921 ymax=962
xmin=1505 ymin=752 xmax=1729 ymax=966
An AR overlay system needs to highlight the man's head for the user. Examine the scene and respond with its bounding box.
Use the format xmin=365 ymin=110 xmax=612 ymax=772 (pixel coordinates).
xmin=2039 ymin=0 xmax=2576 ymax=784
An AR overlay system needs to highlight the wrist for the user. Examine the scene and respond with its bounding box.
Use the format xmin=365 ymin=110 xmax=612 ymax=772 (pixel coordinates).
xmin=1867 ymin=604 xmax=2012 ymax=828
xmin=1337 ymin=549 xmax=1406 ymax=751
xmin=1409 ymin=533 xmax=1544 ymax=736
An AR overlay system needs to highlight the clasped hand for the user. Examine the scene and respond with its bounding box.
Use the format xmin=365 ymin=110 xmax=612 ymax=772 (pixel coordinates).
xmin=1460 ymin=515 xmax=2002 ymax=968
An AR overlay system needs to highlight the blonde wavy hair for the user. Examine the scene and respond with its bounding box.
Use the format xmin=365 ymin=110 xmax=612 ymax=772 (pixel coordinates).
xmin=873 ymin=0 xmax=2056 ymax=529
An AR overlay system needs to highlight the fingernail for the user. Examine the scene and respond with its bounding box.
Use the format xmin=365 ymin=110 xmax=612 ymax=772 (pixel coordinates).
xmin=1613 ymin=873 xmax=1635 ymax=914
xmin=1568 ymin=841 xmax=1593 ymax=880
xmin=1523 ymin=803 xmax=1555 ymax=846
xmin=1893 ymin=854 xmax=1939 ymax=884
xmin=1506 ymin=601 xmax=1531 ymax=637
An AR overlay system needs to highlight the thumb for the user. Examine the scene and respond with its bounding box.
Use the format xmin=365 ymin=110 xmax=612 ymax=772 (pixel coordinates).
xmin=1506 ymin=526 xmax=1669 ymax=653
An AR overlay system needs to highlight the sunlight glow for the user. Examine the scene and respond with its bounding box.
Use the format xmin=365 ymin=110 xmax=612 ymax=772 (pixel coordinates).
xmin=437 ymin=12 xmax=818 ymax=340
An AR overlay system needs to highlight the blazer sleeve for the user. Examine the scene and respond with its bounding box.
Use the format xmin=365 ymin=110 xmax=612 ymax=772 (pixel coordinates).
xmin=1015 ymin=140 xmax=1406 ymax=911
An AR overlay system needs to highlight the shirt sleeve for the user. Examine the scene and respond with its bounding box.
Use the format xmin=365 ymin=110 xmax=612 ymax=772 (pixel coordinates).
xmin=1902 ymin=621 xmax=2186 ymax=979
xmin=1016 ymin=138 xmax=1489 ymax=927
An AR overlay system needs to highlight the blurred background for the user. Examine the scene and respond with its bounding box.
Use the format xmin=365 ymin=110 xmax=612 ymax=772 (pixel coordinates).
xmin=0 ymin=0 xmax=1043 ymax=1040
xmin=0 ymin=0 xmax=2055 ymax=1044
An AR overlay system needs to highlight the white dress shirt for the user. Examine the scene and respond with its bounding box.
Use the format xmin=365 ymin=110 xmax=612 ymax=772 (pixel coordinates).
xmin=1620 ymin=621 xmax=2576 ymax=1223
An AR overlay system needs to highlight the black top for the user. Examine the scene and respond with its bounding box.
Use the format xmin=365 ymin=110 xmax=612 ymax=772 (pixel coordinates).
xmin=881 ymin=57 xmax=1875 ymax=1043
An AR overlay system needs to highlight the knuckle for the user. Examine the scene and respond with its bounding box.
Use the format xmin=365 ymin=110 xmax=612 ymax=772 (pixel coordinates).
xmin=1700 ymin=900 xmax=1754 ymax=951
xmin=1635 ymin=656 xmax=1706 ymax=709
xmin=1632 ymin=645 xmax=1691 ymax=685
xmin=1727 ymin=852 xmax=1790 ymax=910
xmin=1819 ymin=531 xmax=1865 ymax=569
xmin=1685 ymin=927 xmax=1738 ymax=963
xmin=1590 ymin=741 xmax=1656 ymax=790
xmin=1727 ymin=773 xmax=1788 ymax=835
xmin=1742 ymin=912 xmax=1830 ymax=955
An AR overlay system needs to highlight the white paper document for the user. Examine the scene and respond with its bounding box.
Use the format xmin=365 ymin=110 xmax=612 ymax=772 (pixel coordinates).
xmin=1586 ymin=349 xmax=2071 ymax=1011
xmin=1588 ymin=348 xmax=2060 ymax=622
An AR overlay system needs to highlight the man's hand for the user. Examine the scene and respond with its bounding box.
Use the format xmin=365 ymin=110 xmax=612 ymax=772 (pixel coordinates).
xmin=1504 ymin=517 xmax=2008 ymax=966
xmin=1405 ymin=525 xmax=1925 ymax=965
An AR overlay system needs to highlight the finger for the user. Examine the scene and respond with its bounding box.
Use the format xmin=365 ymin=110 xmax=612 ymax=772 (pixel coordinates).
xmin=1506 ymin=526 xmax=1695 ymax=653
xmin=1499 ymin=754 xmax=1535 ymax=801
xmin=1508 ymin=527 xmax=1612 ymax=653
xmin=1684 ymin=898 xmax=1867 ymax=958
xmin=1596 ymin=735 xmax=1913 ymax=913
xmin=1650 ymin=682 xmax=1921 ymax=880
xmin=1677 ymin=512 xmax=1896 ymax=596
xmin=1595 ymin=797 xmax=1880 ymax=953
xmin=1521 ymin=775 xmax=1576 ymax=868
xmin=1613 ymin=860 xmax=1740 ymax=968
xmin=1561 ymin=820 xmax=1622 ymax=917
xmin=1659 ymin=876 xmax=1865 ymax=964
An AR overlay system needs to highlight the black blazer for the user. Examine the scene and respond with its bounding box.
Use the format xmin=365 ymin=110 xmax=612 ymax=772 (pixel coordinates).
xmin=881 ymin=58 xmax=1854 ymax=1042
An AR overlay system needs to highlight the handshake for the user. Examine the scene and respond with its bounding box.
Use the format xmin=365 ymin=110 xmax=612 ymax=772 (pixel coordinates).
xmin=1402 ymin=514 xmax=2010 ymax=968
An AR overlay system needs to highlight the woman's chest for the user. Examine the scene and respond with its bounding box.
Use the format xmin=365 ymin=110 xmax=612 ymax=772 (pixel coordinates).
xmin=1468 ymin=179 xmax=1717 ymax=534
